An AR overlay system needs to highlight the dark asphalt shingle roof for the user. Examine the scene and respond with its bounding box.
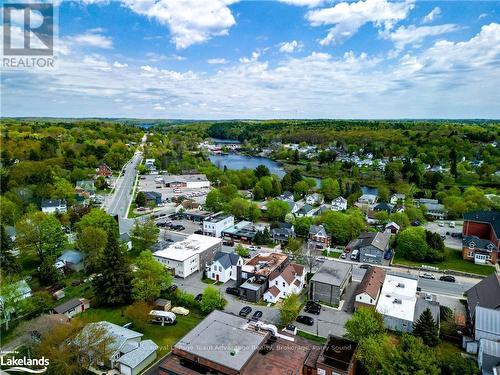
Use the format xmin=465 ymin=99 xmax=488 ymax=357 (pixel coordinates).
xmin=54 ymin=298 xmax=88 ymax=314
xmin=213 ymin=252 xmax=240 ymax=269
xmin=464 ymin=211 xmax=500 ymax=238
xmin=466 ymin=273 xmax=500 ymax=318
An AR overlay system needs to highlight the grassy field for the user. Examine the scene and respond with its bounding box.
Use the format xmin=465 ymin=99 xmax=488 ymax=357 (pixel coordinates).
xmin=393 ymin=248 xmax=495 ymax=276
xmin=80 ymin=306 xmax=204 ymax=356
xmin=322 ymin=250 xmax=341 ymax=258
xmin=297 ymin=330 xmax=327 ymax=344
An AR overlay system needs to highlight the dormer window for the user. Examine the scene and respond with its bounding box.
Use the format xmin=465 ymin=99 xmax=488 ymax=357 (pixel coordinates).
xmin=468 ymin=241 xmax=476 ymax=249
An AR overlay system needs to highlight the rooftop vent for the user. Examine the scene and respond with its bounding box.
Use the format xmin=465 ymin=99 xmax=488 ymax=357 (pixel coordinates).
xmin=396 ymin=283 xmax=405 ymax=288
xmin=393 ymin=299 xmax=402 ymax=304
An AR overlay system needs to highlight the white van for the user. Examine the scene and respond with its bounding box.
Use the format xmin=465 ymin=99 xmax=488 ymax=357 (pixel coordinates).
xmin=449 ymin=221 xmax=456 ymax=228
xmin=350 ymin=249 xmax=360 ymax=260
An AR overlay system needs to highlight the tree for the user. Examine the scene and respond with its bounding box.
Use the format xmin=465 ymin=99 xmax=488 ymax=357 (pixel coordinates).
xmin=294 ymin=216 xmax=314 ymax=237
xmin=345 ymin=307 xmax=385 ymax=342
xmin=131 ymin=219 xmax=160 ymax=252
xmin=38 ymin=258 xmax=61 ymax=286
xmin=391 ymin=335 xmax=440 ymax=375
xmin=255 ymin=164 xmax=270 ymax=179
xmin=0 ymin=196 xmax=21 ymax=225
xmin=389 ymin=212 xmax=410 ymax=230
xmin=124 ymin=301 xmax=152 ymax=331
xmin=200 ymin=285 xmax=226 ymax=314
xmin=205 ymin=189 xmax=226 ymax=211
xmin=76 ymin=209 xmax=118 ymax=238
xmin=77 ymin=226 xmax=107 ymax=271
xmin=266 ymin=200 xmax=291 ymax=222
xmin=132 ymin=251 xmax=172 ymax=301
xmin=92 ymin=231 xmax=132 ymax=306
xmin=413 ymin=308 xmax=440 ymax=347
xmin=395 ymin=226 xmax=428 ymax=261
xmin=320 ymin=178 xmax=340 ymax=201
xmin=293 ymin=180 xmax=309 ymax=197
xmin=95 ymin=176 xmax=108 ymax=191
xmin=135 ymin=191 xmax=147 ymax=207
xmin=235 ymin=244 xmax=249 ymax=258
xmin=16 ymin=211 xmax=67 ymax=262
xmin=0 ymin=278 xmax=33 ymax=330
xmin=0 ymin=225 xmax=21 ymax=274
xmin=285 ymin=238 xmax=302 ymax=257
xmin=439 ymin=352 xmax=478 ymax=375
xmin=252 ymin=184 xmax=265 ymax=201
xmin=279 ymin=293 xmax=300 ymax=325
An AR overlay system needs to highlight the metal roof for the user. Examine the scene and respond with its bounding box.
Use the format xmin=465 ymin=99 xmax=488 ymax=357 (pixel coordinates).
xmin=475 ymin=306 xmax=500 ymax=336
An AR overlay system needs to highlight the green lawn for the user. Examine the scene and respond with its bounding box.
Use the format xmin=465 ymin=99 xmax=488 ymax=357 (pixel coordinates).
xmin=297 ymin=330 xmax=327 ymax=344
xmin=80 ymin=306 xmax=204 ymax=356
xmin=322 ymin=250 xmax=341 ymax=258
xmin=393 ymin=248 xmax=495 ymax=276
xmin=201 ymin=278 xmax=223 ymax=286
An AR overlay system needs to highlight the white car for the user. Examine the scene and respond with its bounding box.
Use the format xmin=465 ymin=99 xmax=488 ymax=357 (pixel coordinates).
xmin=449 ymin=221 xmax=456 ymax=228
xmin=419 ymin=272 xmax=436 ymax=280
xmin=437 ymin=221 xmax=445 ymax=227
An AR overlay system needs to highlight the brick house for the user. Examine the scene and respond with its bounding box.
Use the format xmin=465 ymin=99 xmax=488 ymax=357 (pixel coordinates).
xmin=308 ymin=224 xmax=331 ymax=250
xmin=462 ymin=211 xmax=500 ymax=264
xmin=96 ymin=163 xmax=112 ymax=178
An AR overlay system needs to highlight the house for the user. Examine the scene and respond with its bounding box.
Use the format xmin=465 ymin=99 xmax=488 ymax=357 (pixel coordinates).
xmin=55 ymin=250 xmax=85 ymax=272
xmin=143 ymin=191 xmax=162 ymax=205
xmin=385 ymin=222 xmax=401 ymax=234
xmin=207 ymin=252 xmax=243 ymax=283
xmin=295 ymin=203 xmax=315 ymax=217
xmin=478 ymin=339 xmax=500 ymax=375
xmin=354 ymin=266 xmax=386 ymax=310
xmin=309 ymin=204 xmax=330 ymax=217
xmin=345 ymin=232 xmax=391 ymax=265
xmin=414 ymin=198 xmax=446 ymax=220
xmin=462 ymin=236 xmax=499 ymax=265
xmin=75 ymin=180 xmax=96 ymax=198
xmin=375 ymin=274 xmax=439 ymax=333
xmin=373 ymin=202 xmax=394 ymax=214
xmin=153 ymin=234 xmax=222 ymax=278
xmin=358 ymin=194 xmax=377 ymax=205
xmin=163 ymin=174 xmax=210 ymax=189
xmin=0 ymin=280 xmax=32 ymax=326
xmin=96 ymin=163 xmax=112 ymax=178
xmin=466 ymin=273 xmax=500 ymax=320
xmin=222 ymin=221 xmax=259 ymax=244
xmin=237 ymin=252 xmax=289 ymax=302
xmin=53 ymin=297 xmax=90 ymax=318
xmin=80 ymin=321 xmax=158 ymax=375
xmin=41 ymin=199 xmax=67 ymax=214
xmin=390 ymin=193 xmax=406 ymax=205
xmin=308 ymin=224 xmax=331 ymax=250
xmin=264 ymin=263 xmax=305 ymax=303
xmin=271 ymin=222 xmax=295 ymax=244
xmin=144 ymin=158 xmax=157 ymax=171
xmin=159 ymin=310 xmax=318 ymax=375
xmin=306 ymin=193 xmax=324 ymax=206
xmin=331 ymin=196 xmax=348 ymax=211
xmin=303 ymin=335 xmax=357 ymax=375
xmin=463 ymin=211 xmax=500 ymax=264
xmin=203 ymin=212 xmax=234 ymax=237
xmin=309 ymin=260 xmax=352 ymax=306
xmin=278 ymin=191 xmax=294 ymax=201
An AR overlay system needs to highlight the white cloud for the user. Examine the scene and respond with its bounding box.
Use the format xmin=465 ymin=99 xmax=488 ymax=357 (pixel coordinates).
xmin=113 ymin=61 xmax=128 ymax=68
xmin=207 ymin=58 xmax=228 ymax=64
xmin=279 ymin=40 xmax=303 ymax=53
xmin=121 ymin=0 xmax=238 ymax=49
xmin=306 ymin=0 xmax=414 ymax=46
xmin=382 ymin=24 xmax=459 ymax=51
xmin=277 ymin=0 xmax=325 ymax=7
xmin=68 ymin=30 xmax=113 ymax=49
xmin=153 ymin=104 xmax=166 ymax=110
xmin=422 ymin=7 xmax=441 ymax=24
xmin=478 ymin=13 xmax=488 ymax=20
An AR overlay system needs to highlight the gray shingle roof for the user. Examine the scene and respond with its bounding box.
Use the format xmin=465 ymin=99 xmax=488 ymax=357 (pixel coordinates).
xmin=466 ymin=273 xmax=500 ymax=318
xmin=53 ymin=298 xmax=88 ymax=314
xmin=41 ymin=199 xmax=66 ymax=208
xmin=117 ymin=339 xmax=158 ymax=369
xmin=463 ymin=236 xmax=499 ymax=252
xmin=213 ymin=252 xmax=240 ymax=269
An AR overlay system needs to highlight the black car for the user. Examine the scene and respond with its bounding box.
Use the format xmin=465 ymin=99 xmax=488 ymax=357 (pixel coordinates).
xmin=359 ymin=264 xmax=371 ymax=270
xmin=252 ymin=310 xmax=263 ymax=320
xmin=296 ymin=315 xmax=314 ymax=326
xmin=439 ymin=275 xmax=456 ymax=283
xmin=194 ymin=230 xmax=203 ymax=235
xmin=195 ymin=293 xmax=203 ymax=301
xmin=305 ymin=304 xmax=321 ymax=315
xmin=226 ymin=287 xmax=240 ymax=296
xmin=239 ymin=306 xmax=252 ymax=317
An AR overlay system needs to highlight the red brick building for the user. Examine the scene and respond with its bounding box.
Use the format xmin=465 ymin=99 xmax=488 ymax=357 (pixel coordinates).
xmin=96 ymin=163 xmax=112 ymax=177
xmin=462 ymin=211 xmax=500 ymax=264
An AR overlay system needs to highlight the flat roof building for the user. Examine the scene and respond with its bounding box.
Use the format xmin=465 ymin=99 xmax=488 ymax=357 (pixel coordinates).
xmin=309 ymin=260 xmax=352 ymax=306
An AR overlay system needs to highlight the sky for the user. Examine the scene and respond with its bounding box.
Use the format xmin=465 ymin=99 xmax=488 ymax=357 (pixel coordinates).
xmin=1 ymin=0 xmax=500 ymax=119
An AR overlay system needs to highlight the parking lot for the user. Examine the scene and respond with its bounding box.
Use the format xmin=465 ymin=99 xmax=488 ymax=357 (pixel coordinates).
xmin=424 ymin=221 xmax=463 ymax=250
xmin=138 ymin=174 xmax=209 ymax=204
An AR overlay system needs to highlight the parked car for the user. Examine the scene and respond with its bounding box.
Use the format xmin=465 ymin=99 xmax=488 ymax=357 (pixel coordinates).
xmin=296 ymin=315 xmax=314 ymax=326
xmin=448 ymin=221 xmax=456 ymax=228
xmin=223 ymin=241 xmax=235 ymax=246
xmin=350 ymin=249 xmax=360 ymax=261
xmin=411 ymin=220 xmax=421 ymax=226
xmin=248 ymin=246 xmax=261 ymax=251
xmin=451 ymin=232 xmax=462 ymax=238
xmin=226 ymin=287 xmax=240 ymax=296
xmin=305 ymin=303 xmax=321 ymax=315
xmin=195 ymin=294 xmax=203 ymax=301
xmin=419 ymin=272 xmax=436 ymax=280
xmin=252 ymin=310 xmax=263 ymax=320
xmin=437 ymin=221 xmax=445 ymax=227
xmin=359 ymin=264 xmax=371 ymax=270
xmin=340 ymin=252 xmax=347 ymax=259
xmin=239 ymin=306 xmax=252 ymax=317
xmin=439 ymin=275 xmax=456 ymax=282
xmin=194 ymin=230 xmax=203 ymax=235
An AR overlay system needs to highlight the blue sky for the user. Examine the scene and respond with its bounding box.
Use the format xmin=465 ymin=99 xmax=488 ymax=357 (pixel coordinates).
xmin=2 ymin=0 xmax=500 ymax=118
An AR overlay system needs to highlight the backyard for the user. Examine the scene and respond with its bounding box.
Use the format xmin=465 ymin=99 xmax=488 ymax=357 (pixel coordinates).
xmin=393 ymin=248 xmax=495 ymax=276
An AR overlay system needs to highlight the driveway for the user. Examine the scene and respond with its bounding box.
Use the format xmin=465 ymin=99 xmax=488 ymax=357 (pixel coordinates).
xmin=295 ymin=304 xmax=351 ymax=337
xmin=424 ymin=221 xmax=463 ymax=250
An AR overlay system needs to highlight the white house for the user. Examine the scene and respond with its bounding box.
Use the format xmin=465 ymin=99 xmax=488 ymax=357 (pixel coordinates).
xmin=390 ymin=193 xmax=406 ymax=205
xmin=331 ymin=196 xmax=348 ymax=211
xmin=206 ymin=252 xmax=243 ymax=283
xmin=263 ymin=263 xmax=305 ymax=303
xmin=358 ymin=194 xmax=377 ymax=205
xmin=41 ymin=199 xmax=67 ymax=214
xmin=203 ymin=212 xmax=234 ymax=237
xmin=306 ymin=193 xmax=324 ymax=206
xmin=79 ymin=321 xmax=158 ymax=375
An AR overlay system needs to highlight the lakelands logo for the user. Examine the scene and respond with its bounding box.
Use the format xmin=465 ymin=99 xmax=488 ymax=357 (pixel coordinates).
xmin=0 ymin=356 xmax=49 ymax=374
xmin=1 ymin=1 xmax=57 ymax=69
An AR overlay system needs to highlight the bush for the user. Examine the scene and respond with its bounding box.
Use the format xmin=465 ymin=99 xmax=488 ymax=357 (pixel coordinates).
xmin=172 ymin=290 xmax=196 ymax=308
xmin=124 ymin=301 xmax=151 ymax=331
xmin=439 ymin=352 xmax=478 ymax=375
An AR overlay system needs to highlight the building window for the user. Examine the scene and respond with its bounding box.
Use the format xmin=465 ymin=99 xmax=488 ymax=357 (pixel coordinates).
xmin=283 ymin=282 xmax=285 ymax=287
xmin=275 ymin=281 xmax=278 ymax=286
xmin=467 ymin=251 xmax=474 ymax=257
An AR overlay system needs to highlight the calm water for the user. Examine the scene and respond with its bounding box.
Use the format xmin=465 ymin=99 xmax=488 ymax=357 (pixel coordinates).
xmin=209 ymin=154 xmax=286 ymax=178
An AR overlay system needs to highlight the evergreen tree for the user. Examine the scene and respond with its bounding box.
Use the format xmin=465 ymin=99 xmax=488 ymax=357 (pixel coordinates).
xmin=413 ymin=308 xmax=440 ymax=347
xmin=92 ymin=231 xmax=132 ymax=306
xmin=0 ymin=226 xmax=21 ymax=274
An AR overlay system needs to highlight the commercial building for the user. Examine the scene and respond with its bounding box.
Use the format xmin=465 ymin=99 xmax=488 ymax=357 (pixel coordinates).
xmin=414 ymin=198 xmax=446 ymax=220
xmin=222 ymin=221 xmax=259 ymax=244
xmin=462 ymin=211 xmax=500 ymax=264
xmin=237 ymin=252 xmax=289 ymax=302
xmin=153 ymin=234 xmax=222 ymax=278
xmin=203 ymin=212 xmax=235 ymax=237
xmin=309 ymin=260 xmax=352 ymax=306
xmin=163 ymin=174 xmax=210 ymax=189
